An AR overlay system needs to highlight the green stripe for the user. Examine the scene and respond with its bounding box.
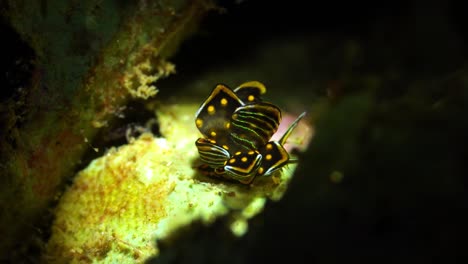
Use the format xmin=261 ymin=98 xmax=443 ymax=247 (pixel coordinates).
xmin=229 ymin=133 xmax=257 ymax=150
xmin=236 ymin=110 xmax=279 ymax=128
xmin=231 ymin=118 xmax=268 ymax=141
xmin=196 ymin=139 xmax=229 ymax=167
xmin=235 ymin=112 xmax=277 ymax=133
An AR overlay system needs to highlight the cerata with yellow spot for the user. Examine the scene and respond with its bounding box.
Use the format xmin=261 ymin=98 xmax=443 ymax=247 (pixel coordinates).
xmin=195 ymin=81 xmax=306 ymax=184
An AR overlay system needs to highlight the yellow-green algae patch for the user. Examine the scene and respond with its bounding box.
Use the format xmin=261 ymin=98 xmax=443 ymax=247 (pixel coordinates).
xmin=44 ymin=103 xmax=303 ymax=263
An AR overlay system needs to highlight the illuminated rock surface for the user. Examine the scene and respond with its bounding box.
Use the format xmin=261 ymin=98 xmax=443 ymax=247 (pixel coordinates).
xmin=44 ymin=103 xmax=307 ymax=263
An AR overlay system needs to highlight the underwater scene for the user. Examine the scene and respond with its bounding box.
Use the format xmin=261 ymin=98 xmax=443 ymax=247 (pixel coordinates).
xmin=1 ymin=0 xmax=467 ymax=263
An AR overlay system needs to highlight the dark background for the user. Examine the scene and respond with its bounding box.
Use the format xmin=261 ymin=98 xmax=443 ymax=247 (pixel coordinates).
xmin=166 ymin=0 xmax=467 ymax=80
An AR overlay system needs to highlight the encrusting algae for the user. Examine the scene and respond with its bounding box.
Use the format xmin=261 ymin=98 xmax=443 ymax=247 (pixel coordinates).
xmin=44 ymin=103 xmax=311 ymax=263
xmin=122 ymin=58 xmax=176 ymax=100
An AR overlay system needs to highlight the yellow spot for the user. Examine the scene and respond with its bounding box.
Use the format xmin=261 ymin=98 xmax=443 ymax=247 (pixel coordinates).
xmin=235 ymin=151 xmax=241 ymax=156
xmin=207 ymin=105 xmax=215 ymax=114
xmin=222 ymin=145 xmax=229 ymax=150
xmin=248 ymin=95 xmax=255 ymax=101
xmin=221 ymin=98 xmax=228 ymax=106
xmin=330 ymin=171 xmax=344 ymax=183
xmin=266 ymin=143 xmax=273 ymax=150
xmin=210 ymin=139 xmax=216 ymax=144
xmin=258 ymin=167 xmax=264 ymax=174
xmin=232 ymin=114 xmax=238 ymax=120
xmin=229 ymin=158 xmax=236 ymax=164
xmin=196 ymin=118 xmax=203 ymax=128
xmin=248 ymin=150 xmax=255 ymax=155
xmin=225 ymin=122 xmax=231 ymax=129
xmin=265 ymin=154 xmax=272 ymax=160
xmin=210 ymin=131 xmax=217 ymax=137
xmin=241 ymin=157 xmax=248 ymax=162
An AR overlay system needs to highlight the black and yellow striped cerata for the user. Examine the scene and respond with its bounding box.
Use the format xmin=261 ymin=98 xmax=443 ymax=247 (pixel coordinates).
xmin=195 ymin=81 xmax=305 ymax=184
